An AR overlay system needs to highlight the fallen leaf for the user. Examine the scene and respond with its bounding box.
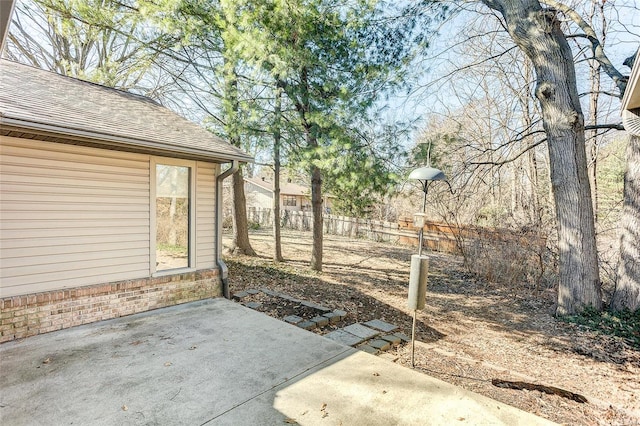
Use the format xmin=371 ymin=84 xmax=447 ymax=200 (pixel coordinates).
xmin=284 ymin=418 xmax=297 ymax=424
xmin=122 ymin=405 xmax=128 ymax=411
xmin=320 ymin=402 xmax=328 ymax=418
xmin=42 ymin=358 xmax=51 ymax=364
xmin=457 ymin=417 xmax=465 ymax=421
xmin=164 ymin=361 xmax=172 ymax=367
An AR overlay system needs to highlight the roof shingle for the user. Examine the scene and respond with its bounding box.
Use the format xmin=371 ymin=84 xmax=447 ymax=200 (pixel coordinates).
xmin=0 ymin=59 xmax=252 ymax=163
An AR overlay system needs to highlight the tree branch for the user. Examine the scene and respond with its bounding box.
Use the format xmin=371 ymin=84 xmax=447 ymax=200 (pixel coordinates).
xmin=584 ymin=123 xmax=624 ymax=131
xmin=470 ymin=137 xmax=547 ymax=167
xmin=541 ymin=0 xmax=627 ymax=97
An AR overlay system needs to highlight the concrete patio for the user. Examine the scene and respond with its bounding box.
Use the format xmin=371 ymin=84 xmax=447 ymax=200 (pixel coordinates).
xmin=0 ymin=298 xmax=555 ymax=425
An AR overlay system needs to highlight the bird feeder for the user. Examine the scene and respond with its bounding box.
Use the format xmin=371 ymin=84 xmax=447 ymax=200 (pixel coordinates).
xmin=407 ymin=166 xmax=448 ymax=367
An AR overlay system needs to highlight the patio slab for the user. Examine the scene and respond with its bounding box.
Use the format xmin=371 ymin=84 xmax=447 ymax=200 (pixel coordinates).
xmin=0 ymin=298 xmax=555 ymax=425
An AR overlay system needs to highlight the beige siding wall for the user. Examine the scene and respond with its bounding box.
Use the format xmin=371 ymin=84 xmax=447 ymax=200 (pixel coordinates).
xmin=195 ymin=162 xmax=217 ymax=268
xmin=0 ymin=137 xmax=151 ymax=297
xmin=246 ymin=182 xmax=273 ymax=210
xmin=1 ymin=137 xmax=220 ymax=299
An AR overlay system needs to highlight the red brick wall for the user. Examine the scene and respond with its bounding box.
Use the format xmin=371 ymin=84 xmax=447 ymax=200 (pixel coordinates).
xmin=0 ymin=269 xmax=221 ymax=343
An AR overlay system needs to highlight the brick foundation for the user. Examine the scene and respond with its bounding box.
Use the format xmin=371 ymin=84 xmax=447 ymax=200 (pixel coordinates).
xmin=0 ymin=269 xmax=221 ymax=343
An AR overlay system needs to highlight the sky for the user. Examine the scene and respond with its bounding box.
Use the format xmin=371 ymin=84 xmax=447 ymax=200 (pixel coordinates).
xmin=2 ymin=0 xmax=638 ymax=157
xmin=383 ymin=0 xmax=640 ymax=149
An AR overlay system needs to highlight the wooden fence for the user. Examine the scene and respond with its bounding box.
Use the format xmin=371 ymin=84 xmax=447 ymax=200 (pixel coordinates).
xmin=245 ymin=207 xmax=546 ymax=256
xmin=246 ymin=207 xmax=462 ymax=252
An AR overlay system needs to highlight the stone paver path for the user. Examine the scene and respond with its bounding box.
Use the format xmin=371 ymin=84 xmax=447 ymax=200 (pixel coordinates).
xmin=235 ymin=289 xmax=407 ymax=355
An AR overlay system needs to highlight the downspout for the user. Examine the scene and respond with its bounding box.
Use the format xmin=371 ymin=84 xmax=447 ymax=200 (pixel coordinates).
xmin=216 ymin=159 xmax=239 ymax=299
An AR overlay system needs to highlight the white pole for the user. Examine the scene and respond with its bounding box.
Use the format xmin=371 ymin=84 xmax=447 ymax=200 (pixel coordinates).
xmin=411 ymin=310 xmax=417 ymax=367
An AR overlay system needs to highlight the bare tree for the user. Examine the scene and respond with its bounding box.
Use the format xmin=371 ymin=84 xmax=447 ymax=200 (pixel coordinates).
xmin=4 ymin=0 xmax=171 ymax=94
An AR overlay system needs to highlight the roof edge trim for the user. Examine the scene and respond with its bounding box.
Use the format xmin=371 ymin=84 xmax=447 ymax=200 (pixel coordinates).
xmin=1 ymin=116 xmax=254 ymax=163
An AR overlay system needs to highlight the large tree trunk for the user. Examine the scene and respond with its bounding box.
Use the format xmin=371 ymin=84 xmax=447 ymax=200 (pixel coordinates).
xmin=612 ymin=130 xmax=640 ymax=311
xmin=223 ymin=58 xmax=255 ymax=256
xmin=482 ymin=0 xmax=602 ymax=314
xmin=295 ymin=67 xmax=323 ymax=271
xmin=272 ymin=86 xmax=284 ymax=262
xmin=230 ymin=170 xmax=256 ymax=255
xmin=310 ymin=164 xmax=323 ymax=271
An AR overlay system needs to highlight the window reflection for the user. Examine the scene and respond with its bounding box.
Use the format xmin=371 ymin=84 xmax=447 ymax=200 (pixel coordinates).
xmin=156 ymin=164 xmax=190 ymax=270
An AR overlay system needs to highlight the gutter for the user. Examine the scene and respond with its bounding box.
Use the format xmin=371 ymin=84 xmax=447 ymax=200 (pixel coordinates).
xmin=216 ymin=160 xmax=239 ymax=299
xmin=0 ymin=117 xmax=253 ymax=164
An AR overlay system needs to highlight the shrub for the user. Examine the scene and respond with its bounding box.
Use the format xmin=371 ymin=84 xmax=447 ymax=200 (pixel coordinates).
xmin=460 ymin=226 xmax=556 ymax=292
xmin=561 ymin=307 xmax=640 ymax=348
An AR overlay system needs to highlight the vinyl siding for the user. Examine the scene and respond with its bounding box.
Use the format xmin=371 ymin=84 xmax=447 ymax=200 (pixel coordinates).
xmin=0 ymin=137 xmax=151 ymax=297
xmin=246 ymin=182 xmax=273 ymax=209
xmin=195 ymin=162 xmax=216 ymax=268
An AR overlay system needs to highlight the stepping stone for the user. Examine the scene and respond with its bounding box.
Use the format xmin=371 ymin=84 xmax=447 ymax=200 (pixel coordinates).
xmin=324 ymin=329 xmax=364 ymax=346
xmin=232 ymin=291 xmax=249 ymax=301
xmin=260 ymin=288 xmax=277 ymax=296
xmin=323 ymin=312 xmax=342 ymax=324
xmin=283 ymin=315 xmax=303 ymax=324
xmin=364 ymin=319 xmax=398 ymax=333
xmin=369 ymin=339 xmax=391 ymax=351
xmin=303 ymin=302 xmax=331 ymax=312
xmin=297 ymin=321 xmax=317 ymax=330
xmin=244 ymin=302 xmax=262 ymax=309
xmin=380 ymin=334 xmax=402 ymax=346
xmin=343 ymin=323 xmax=379 ymax=340
xmin=393 ymin=332 xmax=410 ymax=342
xmin=359 ymin=345 xmax=379 ymax=355
xmin=246 ymin=289 xmax=260 ymax=295
xmin=278 ymin=293 xmax=302 ymax=303
xmin=311 ymin=316 xmax=329 ymax=327
xmin=333 ymin=309 xmax=347 ymax=319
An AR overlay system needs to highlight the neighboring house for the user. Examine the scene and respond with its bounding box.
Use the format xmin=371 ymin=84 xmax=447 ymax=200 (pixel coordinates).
xmin=245 ymin=177 xmax=334 ymax=212
xmin=0 ymin=59 xmax=252 ymax=342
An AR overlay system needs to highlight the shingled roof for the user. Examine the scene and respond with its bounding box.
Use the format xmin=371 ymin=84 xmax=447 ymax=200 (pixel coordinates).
xmin=245 ymin=177 xmax=311 ymax=197
xmin=0 ymin=59 xmax=252 ymax=163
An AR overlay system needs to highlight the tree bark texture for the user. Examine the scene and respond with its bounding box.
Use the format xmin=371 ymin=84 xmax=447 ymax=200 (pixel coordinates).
xmin=482 ymin=0 xmax=602 ymax=314
xmin=310 ymin=164 xmax=323 ymax=271
xmin=272 ymin=87 xmax=284 ymax=262
xmin=612 ymin=129 xmax=640 ymax=312
xmin=231 ymin=170 xmax=256 ymax=255
xmin=223 ymin=57 xmax=255 ymax=256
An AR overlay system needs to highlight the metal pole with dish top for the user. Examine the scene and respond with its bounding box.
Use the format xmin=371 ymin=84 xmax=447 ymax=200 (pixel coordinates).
xmin=407 ymin=166 xmax=448 ymax=367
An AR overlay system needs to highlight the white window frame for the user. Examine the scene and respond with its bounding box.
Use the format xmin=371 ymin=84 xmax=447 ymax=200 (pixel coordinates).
xmin=283 ymin=195 xmax=297 ymax=207
xmin=150 ymin=157 xmax=197 ymax=276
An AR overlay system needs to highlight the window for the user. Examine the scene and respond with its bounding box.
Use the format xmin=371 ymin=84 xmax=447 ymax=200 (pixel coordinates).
xmin=283 ymin=195 xmax=297 ymax=207
xmin=154 ymin=162 xmax=192 ymax=272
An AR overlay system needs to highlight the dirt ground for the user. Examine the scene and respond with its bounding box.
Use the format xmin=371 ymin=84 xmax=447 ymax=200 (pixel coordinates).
xmin=224 ymin=229 xmax=639 ymax=426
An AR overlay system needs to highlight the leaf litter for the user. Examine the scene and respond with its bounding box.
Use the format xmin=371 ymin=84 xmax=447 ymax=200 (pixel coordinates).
xmin=226 ymin=229 xmax=640 ymax=425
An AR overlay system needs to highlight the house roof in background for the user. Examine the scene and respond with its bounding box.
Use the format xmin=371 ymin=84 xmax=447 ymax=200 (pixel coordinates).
xmin=245 ymin=177 xmax=310 ymax=197
xmin=0 ymin=59 xmax=253 ymax=163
